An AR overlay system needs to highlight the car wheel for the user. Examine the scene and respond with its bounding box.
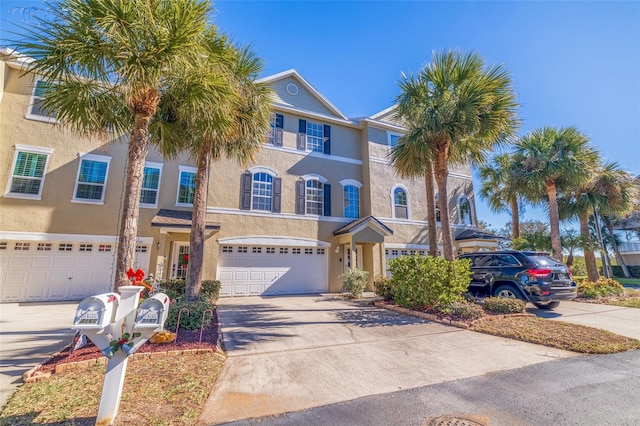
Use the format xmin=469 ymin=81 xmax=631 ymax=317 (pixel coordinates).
xmin=493 ymin=285 xmax=522 ymax=300
xmin=533 ymin=301 xmax=560 ymax=310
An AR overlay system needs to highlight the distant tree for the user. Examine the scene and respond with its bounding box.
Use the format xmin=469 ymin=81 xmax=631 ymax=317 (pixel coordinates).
xmin=512 ymin=219 xmax=552 ymax=252
xmin=395 ymin=50 xmax=519 ymax=260
xmin=478 ymin=152 xmax=524 ymax=240
xmin=513 ymin=127 xmax=599 ymax=262
xmin=560 ymin=229 xmax=581 ymax=268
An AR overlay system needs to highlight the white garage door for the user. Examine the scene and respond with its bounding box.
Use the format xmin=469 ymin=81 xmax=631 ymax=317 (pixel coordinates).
xmin=217 ymin=245 xmax=328 ymax=297
xmin=0 ymin=240 xmax=151 ymax=302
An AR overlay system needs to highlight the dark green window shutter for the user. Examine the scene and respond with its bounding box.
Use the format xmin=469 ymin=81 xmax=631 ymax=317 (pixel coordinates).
xmin=240 ymin=172 xmax=252 ymax=210
xmin=272 ymin=177 xmax=282 ymax=213
xmin=297 ymin=119 xmax=306 ymax=150
xmin=296 ymin=179 xmax=306 ymax=214
xmin=323 ymin=183 xmax=331 ymax=216
xmin=323 ymin=125 xmax=331 ymax=155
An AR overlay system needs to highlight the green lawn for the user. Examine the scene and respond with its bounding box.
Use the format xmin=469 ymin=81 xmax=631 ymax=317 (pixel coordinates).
xmin=615 ymin=277 xmax=640 ymax=286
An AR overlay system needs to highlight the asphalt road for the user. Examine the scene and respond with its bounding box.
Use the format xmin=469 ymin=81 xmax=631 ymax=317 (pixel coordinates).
xmin=224 ymin=349 xmax=640 ymax=426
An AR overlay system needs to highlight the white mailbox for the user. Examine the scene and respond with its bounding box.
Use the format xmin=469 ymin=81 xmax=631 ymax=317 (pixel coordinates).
xmin=73 ymin=293 xmax=120 ymax=330
xmin=134 ymin=293 xmax=170 ymax=330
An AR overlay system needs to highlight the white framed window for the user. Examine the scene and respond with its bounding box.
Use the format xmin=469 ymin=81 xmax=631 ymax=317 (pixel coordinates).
xmin=292 ymin=248 xmax=301 ymax=254
xmin=306 ymin=179 xmax=324 ymax=215
xmin=252 ymin=172 xmax=273 ymax=211
xmin=388 ymin=132 xmax=402 ymax=149
xmin=5 ymin=145 xmax=53 ymax=199
xmin=15 ymin=242 xmax=30 ymax=251
xmin=266 ymin=247 xmax=276 ymax=254
xmin=252 ymin=247 xmax=262 ymax=254
xmin=222 ymin=246 xmax=233 ymax=253
xmin=341 ymin=179 xmax=362 ymax=219
xmin=26 ymin=80 xmax=58 ymax=122
xmin=391 ymin=185 xmax=409 ymax=219
xmin=140 ymin=162 xmax=163 ymax=208
xmin=317 ymin=248 xmax=325 ymax=255
xmin=0 ymin=242 xmax=7 ymax=250
xmin=79 ymin=244 xmax=93 ymax=252
xmin=306 ymin=121 xmax=324 ymax=153
xmin=136 ymin=245 xmax=148 ymax=253
xmin=98 ymin=244 xmax=112 ymax=252
xmin=72 ymin=153 xmax=111 ymax=204
xmin=176 ymin=166 xmax=197 ymax=206
xmin=37 ymin=243 xmax=52 ymax=251
xmin=237 ymin=246 xmax=248 ymax=253
xmin=58 ymin=243 xmax=73 ymax=251
xmin=279 ymin=247 xmax=289 ymax=254
xmin=458 ymin=195 xmax=474 ymax=225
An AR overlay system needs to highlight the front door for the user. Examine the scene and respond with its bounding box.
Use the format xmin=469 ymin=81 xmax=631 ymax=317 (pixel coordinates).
xmin=171 ymin=243 xmax=189 ymax=280
xmin=344 ymin=244 xmax=364 ymax=271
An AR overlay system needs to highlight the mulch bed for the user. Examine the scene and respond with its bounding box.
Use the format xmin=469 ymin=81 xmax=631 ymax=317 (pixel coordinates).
xmin=36 ymin=309 xmax=220 ymax=375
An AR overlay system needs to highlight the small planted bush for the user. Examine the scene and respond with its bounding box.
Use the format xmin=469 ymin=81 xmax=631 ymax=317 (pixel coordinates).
xmin=340 ymin=268 xmax=369 ymax=298
xmin=387 ymin=255 xmax=471 ymax=310
xmin=374 ymin=276 xmax=394 ymax=301
xmin=155 ymin=279 xmax=221 ymax=302
xmin=483 ymin=296 xmax=526 ymax=314
xmin=578 ymin=278 xmax=624 ymax=299
xmin=166 ymin=299 xmax=215 ymax=331
xmin=442 ymin=300 xmax=485 ymax=320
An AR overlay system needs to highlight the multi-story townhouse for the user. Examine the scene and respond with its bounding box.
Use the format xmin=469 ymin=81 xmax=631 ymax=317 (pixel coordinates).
xmin=0 ymin=49 xmax=499 ymax=302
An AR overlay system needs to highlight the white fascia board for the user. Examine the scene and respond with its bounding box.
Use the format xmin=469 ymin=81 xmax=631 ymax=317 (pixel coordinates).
xmin=384 ymin=243 xmax=441 ymax=250
xmin=361 ymin=118 xmax=406 ymax=132
xmin=273 ymin=104 xmax=361 ymax=128
xmin=370 ymin=104 xmax=397 ymax=120
xmin=217 ymin=235 xmax=331 ymax=248
xmin=0 ymin=231 xmax=153 ymax=244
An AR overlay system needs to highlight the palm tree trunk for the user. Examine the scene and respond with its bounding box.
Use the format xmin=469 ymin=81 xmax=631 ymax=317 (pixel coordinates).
xmin=186 ymin=148 xmax=211 ymax=302
xmin=545 ymin=181 xmax=563 ymax=262
xmin=579 ymin=210 xmax=599 ymax=282
xmin=424 ymin=160 xmax=438 ymax=257
xmin=604 ymin=216 xmax=630 ymax=278
xmin=434 ymin=144 xmax=454 ymax=260
xmin=510 ymin=194 xmax=520 ymax=240
xmin=114 ymin=113 xmax=152 ymax=290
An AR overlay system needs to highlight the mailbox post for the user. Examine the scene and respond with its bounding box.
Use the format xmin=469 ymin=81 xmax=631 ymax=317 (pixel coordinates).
xmin=73 ymin=286 xmax=170 ymax=426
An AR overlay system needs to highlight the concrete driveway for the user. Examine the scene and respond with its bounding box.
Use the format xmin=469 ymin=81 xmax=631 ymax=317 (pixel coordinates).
xmin=529 ymin=300 xmax=640 ymax=339
xmin=0 ymin=302 xmax=77 ymax=408
xmin=200 ymin=295 xmax=576 ymax=425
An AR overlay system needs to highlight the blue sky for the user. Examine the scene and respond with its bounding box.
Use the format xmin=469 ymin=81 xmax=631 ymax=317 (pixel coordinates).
xmin=2 ymin=1 xmax=639 ymax=233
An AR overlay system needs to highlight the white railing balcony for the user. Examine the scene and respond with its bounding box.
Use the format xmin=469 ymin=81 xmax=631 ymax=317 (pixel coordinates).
xmin=619 ymin=242 xmax=640 ymax=253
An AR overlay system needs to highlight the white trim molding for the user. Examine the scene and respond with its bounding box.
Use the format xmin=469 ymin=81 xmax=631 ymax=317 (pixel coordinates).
xmin=217 ymin=235 xmax=331 ymax=248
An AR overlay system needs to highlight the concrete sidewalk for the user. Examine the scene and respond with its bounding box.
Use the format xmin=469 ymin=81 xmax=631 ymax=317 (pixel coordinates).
xmin=529 ymin=300 xmax=640 ymax=339
xmin=0 ymin=302 xmax=77 ymax=408
xmin=200 ymin=295 xmax=576 ymax=425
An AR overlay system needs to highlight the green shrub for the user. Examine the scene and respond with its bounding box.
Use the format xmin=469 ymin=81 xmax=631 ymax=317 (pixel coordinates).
xmin=578 ymin=278 xmax=624 ymax=299
xmin=374 ymin=276 xmax=394 ymax=300
xmin=165 ymin=299 xmax=215 ymax=331
xmin=612 ymin=265 xmax=640 ymax=278
xmin=340 ymin=268 xmax=369 ymax=298
xmin=483 ymin=296 xmax=526 ymax=314
xmin=387 ymin=255 xmax=471 ymax=310
xmin=441 ymin=300 xmax=485 ymax=320
xmin=155 ymin=279 xmax=221 ymax=302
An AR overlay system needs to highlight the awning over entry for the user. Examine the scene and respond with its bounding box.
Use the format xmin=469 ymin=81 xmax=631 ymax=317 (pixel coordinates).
xmin=151 ymin=209 xmax=221 ymax=234
xmin=333 ymin=215 xmax=393 ymax=243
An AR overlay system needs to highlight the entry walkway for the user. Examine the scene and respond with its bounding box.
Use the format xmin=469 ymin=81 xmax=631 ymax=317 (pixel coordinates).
xmin=200 ymin=295 xmax=576 ymax=424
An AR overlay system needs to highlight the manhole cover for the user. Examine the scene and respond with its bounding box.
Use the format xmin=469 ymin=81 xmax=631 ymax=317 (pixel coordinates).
xmin=423 ymin=414 xmax=489 ymax=426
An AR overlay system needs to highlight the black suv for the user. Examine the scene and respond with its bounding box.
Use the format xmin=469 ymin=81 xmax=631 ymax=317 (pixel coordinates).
xmin=457 ymin=250 xmax=577 ymax=310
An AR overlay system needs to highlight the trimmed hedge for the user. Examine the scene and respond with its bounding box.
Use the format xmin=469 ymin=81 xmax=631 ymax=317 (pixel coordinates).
xmin=166 ymin=299 xmax=215 ymax=331
xmin=612 ymin=265 xmax=640 ymax=278
xmin=483 ymin=296 xmax=526 ymax=314
xmin=155 ymin=279 xmax=220 ymax=302
xmin=578 ymin=278 xmax=624 ymax=299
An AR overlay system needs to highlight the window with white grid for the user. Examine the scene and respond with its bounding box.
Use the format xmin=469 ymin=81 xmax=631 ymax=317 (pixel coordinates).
xmin=306 ymin=121 xmax=324 ymax=153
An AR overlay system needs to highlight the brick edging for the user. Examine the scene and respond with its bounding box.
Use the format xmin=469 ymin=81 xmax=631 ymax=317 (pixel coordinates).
xmin=23 ymin=318 xmax=226 ymax=384
xmin=373 ymin=301 xmax=535 ymax=330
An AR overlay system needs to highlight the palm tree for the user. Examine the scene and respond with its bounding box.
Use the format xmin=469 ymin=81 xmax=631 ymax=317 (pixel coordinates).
xmin=478 ymin=152 xmax=523 ymax=241
xmin=389 ymin=128 xmax=439 ymax=257
xmin=560 ymin=228 xmax=581 ymax=269
xmin=513 ymin=127 xmax=599 ymax=262
xmin=152 ymin=37 xmax=272 ymax=301
xmin=559 ymin=161 xmax=638 ymax=281
xmin=16 ymin=0 xmax=216 ymax=289
xmin=395 ymin=50 xmax=519 ymax=260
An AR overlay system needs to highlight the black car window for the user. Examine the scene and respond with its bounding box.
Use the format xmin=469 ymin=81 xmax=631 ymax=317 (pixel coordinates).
xmin=530 ymin=255 xmax=562 ymax=266
xmin=498 ymin=254 xmax=520 ymax=266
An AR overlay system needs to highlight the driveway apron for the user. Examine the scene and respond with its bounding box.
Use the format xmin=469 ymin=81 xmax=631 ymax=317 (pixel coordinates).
xmin=200 ymin=295 xmax=576 ymax=424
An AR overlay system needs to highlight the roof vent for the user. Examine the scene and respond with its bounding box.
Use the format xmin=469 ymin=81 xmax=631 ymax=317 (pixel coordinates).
xmin=286 ymin=83 xmax=299 ymax=95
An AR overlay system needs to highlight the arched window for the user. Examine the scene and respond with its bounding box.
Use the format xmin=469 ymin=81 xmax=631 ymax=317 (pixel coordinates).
xmin=458 ymin=195 xmax=473 ymax=225
xmin=240 ymin=167 xmax=281 ymax=213
xmin=393 ymin=187 xmax=408 ymax=219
